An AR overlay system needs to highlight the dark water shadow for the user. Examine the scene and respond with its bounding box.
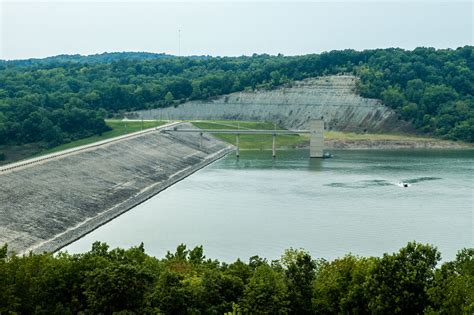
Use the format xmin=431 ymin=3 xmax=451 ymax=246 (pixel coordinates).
xmin=325 ymin=179 xmax=394 ymax=189
xmin=403 ymin=177 xmax=442 ymax=184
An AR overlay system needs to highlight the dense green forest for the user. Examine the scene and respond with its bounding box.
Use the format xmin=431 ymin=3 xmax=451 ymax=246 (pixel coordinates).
xmin=0 ymin=242 xmax=472 ymax=314
xmin=0 ymin=47 xmax=472 ymax=151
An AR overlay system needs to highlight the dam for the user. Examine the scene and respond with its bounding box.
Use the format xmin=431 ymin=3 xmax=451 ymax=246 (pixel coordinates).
xmin=0 ymin=122 xmax=233 ymax=254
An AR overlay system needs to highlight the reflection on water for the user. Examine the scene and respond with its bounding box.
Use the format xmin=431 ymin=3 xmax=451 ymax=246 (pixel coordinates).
xmin=64 ymin=149 xmax=474 ymax=262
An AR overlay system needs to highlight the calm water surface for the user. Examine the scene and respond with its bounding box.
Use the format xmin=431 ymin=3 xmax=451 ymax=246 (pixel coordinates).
xmin=65 ymin=149 xmax=474 ymax=262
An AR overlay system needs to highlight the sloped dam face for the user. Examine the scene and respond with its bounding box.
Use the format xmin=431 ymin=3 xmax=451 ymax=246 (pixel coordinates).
xmin=129 ymin=75 xmax=413 ymax=133
xmin=0 ymin=123 xmax=233 ymax=254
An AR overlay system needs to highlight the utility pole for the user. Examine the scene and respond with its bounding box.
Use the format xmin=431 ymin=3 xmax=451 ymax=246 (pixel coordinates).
xmin=178 ymin=29 xmax=181 ymax=57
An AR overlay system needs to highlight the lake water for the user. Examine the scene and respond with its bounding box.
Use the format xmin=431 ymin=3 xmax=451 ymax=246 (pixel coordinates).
xmin=64 ymin=149 xmax=473 ymax=262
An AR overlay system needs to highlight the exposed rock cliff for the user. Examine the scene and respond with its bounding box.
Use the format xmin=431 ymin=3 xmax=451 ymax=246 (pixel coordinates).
xmin=130 ymin=75 xmax=413 ymax=133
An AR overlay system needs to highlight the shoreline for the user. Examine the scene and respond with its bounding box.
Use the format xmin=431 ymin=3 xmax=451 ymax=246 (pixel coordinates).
xmin=323 ymin=139 xmax=473 ymax=150
xmin=223 ymin=140 xmax=472 ymax=152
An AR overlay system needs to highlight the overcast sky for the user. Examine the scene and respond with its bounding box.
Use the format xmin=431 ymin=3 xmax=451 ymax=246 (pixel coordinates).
xmin=1 ymin=0 xmax=472 ymax=60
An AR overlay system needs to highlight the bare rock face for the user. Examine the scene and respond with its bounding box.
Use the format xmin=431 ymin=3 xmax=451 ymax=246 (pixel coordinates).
xmin=0 ymin=123 xmax=233 ymax=254
xmin=130 ymin=75 xmax=413 ymax=133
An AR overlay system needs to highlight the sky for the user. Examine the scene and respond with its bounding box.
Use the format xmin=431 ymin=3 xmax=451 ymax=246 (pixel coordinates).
xmin=0 ymin=0 xmax=472 ymax=60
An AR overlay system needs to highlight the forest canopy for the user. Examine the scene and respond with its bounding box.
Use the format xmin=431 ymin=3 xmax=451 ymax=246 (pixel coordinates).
xmin=0 ymin=242 xmax=472 ymax=314
xmin=0 ymin=46 xmax=472 ymax=148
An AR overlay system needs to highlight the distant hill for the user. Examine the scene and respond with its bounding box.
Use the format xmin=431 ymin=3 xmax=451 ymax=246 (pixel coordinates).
xmin=0 ymin=47 xmax=472 ymax=153
xmin=0 ymin=52 xmax=177 ymax=66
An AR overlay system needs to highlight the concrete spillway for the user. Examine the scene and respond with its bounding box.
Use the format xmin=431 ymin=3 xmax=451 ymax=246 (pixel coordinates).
xmin=0 ymin=123 xmax=233 ymax=254
xmin=130 ymin=75 xmax=413 ymax=133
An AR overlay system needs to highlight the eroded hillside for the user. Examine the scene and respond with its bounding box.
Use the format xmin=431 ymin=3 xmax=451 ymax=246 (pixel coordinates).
xmin=130 ymin=75 xmax=414 ymax=133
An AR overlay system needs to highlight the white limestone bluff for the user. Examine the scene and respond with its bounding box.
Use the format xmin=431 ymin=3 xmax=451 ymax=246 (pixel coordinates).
xmin=0 ymin=122 xmax=233 ymax=254
xmin=129 ymin=75 xmax=414 ymax=133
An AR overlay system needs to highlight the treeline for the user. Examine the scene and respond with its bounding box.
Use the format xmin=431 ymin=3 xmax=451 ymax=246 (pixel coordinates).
xmin=0 ymin=52 xmax=174 ymax=67
xmin=0 ymin=46 xmax=472 ymax=148
xmin=0 ymin=242 xmax=472 ymax=314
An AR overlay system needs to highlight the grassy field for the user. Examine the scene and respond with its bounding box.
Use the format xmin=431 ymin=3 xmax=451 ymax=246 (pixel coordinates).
xmin=33 ymin=120 xmax=168 ymax=156
xmin=190 ymin=120 xmax=469 ymax=149
xmin=0 ymin=120 xmax=168 ymax=165
xmin=191 ymin=120 xmax=309 ymax=150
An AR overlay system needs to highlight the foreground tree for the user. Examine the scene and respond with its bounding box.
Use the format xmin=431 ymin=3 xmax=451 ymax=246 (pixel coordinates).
xmin=365 ymin=242 xmax=441 ymax=314
xmin=312 ymin=255 xmax=372 ymax=314
xmin=240 ymin=264 xmax=289 ymax=314
xmin=0 ymin=242 xmax=471 ymax=314
xmin=281 ymin=248 xmax=316 ymax=314
xmin=427 ymin=248 xmax=474 ymax=314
